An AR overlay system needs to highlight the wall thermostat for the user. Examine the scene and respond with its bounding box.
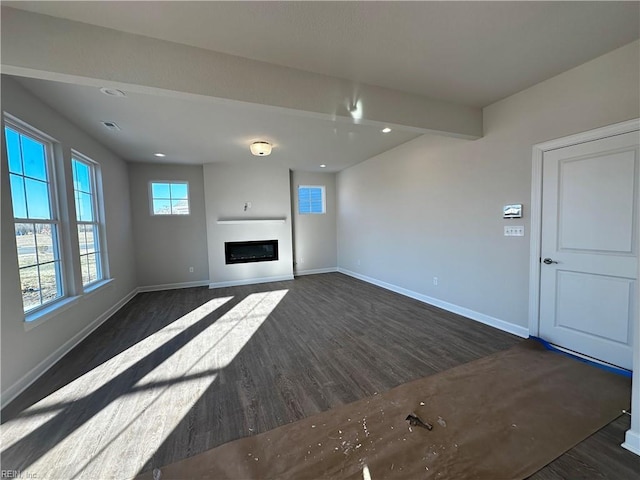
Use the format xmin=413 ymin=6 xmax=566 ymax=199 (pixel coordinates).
xmin=503 ymin=204 xmax=522 ymax=218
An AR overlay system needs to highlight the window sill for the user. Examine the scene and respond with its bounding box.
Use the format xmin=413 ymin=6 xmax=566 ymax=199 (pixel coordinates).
xmin=24 ymin=295 xmax=81 ymax=331
xmin=23 ymin=279 xmax=114 ymax=331
xmin=83 ymin=278 xmax=114 ymax=298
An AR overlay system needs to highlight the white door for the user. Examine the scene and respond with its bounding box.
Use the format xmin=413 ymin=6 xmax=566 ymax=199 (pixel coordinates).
xmin=539 ymin=131 xmax=639 ymax=370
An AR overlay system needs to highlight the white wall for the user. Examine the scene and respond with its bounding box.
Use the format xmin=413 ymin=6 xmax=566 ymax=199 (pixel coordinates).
xmin=128 ymin=163 xmax=209 ymax=289
xmin=203 ymin=163 xmax=294 ymax=287
xmin=1 ymin=76 xmax=137 ymax=403
xmin=337 ymin=40 xmax=640 ymax=331
xmin=291 ymin=171 xmax=337 ymax=275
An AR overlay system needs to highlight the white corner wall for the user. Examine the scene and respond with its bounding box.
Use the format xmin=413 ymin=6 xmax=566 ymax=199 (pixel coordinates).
xmin=1 ymin=76 xmax=137 ymax=404
xmin=291 ymin=171 xmax=337 ymax=275
xmin=203 ymin=163 xmax=294 ymax=287
xmin=337 ymin=40 xmax=640 ymax=332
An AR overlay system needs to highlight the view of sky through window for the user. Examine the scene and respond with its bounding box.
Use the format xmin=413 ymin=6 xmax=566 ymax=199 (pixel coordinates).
xmin=6 ymin=125 xmax=62 ymax=311
xmin=150 ymin=181 xmax=190 ymax=215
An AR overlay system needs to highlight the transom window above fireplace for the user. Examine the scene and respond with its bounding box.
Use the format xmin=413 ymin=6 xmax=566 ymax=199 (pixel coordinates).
xmin=298 ymin=185 xmax=325 ymax=215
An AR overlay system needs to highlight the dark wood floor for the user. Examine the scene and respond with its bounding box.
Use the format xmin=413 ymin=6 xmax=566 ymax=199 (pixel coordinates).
xmin=2 ymin=273 xmax=638 ymax=478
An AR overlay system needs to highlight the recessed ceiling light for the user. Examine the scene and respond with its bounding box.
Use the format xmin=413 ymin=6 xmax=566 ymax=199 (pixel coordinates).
xmin=100 ymin=87 xmax=126 ymax=97
xmin=101 ymin=121 xmax=120 ymax=131
xmin=153 ymin=153 xmax=166 ymax=158
xmin=320 ymin=164 xmax=327 ymax=168
xmin=381 ymin=127 xmax=392 ymax=133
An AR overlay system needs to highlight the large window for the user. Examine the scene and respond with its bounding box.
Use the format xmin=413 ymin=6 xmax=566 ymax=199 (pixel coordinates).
xmin=298 ymin=185 xmax=326 ymax=215
xmin=5 ymin=123 xmax=63 ymax=312
xmin=72 ymin=155 xmax=104 ymax=286
xmin=150 ymin=181 xmax=190 ymax=215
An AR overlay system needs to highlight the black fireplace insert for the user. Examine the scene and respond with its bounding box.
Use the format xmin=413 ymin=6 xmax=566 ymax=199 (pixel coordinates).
xmin=225 ymin=240 xmax=279 ymax=264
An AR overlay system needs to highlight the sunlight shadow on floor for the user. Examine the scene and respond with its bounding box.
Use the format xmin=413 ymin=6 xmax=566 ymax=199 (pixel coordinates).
xmin=1 ymin=290 xmax=288 ymax=479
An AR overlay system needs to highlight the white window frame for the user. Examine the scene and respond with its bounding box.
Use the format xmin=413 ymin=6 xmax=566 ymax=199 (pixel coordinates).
xmin=72 ymin=151 xmax=108 ymax=288
xmin=298 ymin=185 xmax=326 ymax=215
xmin=5 ymin=116 xmax=66 ymax=315
xmin=149 ymin=181 xmax=191 ymax=216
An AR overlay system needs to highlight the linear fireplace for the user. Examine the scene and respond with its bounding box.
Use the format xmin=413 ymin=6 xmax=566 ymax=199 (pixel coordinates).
xmin=225 ymin=240 xmax=279 ymax=265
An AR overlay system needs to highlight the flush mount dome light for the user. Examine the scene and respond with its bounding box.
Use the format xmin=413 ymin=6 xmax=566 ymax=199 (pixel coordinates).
xmin=250 ymin=141 xmax=272 ymax=156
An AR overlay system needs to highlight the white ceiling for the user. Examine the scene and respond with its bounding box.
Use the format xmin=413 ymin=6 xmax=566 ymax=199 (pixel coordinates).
xmin=4 ymin=1 xmax=639 ymax=170
xmin=13 ymin=76 xmax=420 ymax=170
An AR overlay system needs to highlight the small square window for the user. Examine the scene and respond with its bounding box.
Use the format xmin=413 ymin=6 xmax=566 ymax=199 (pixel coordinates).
xmin=298 ymin=185 xmax=325 ymax=215
xmin=150 ymin=181 xmax=190 ymax=215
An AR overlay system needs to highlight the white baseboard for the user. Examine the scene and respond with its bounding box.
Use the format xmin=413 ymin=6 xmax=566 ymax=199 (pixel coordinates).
xmin=338 ymin=268 xmax=529 ymax=339
xmin=138 ymin=280 xmax=210 ymax=293
xmin=209 ymin=275 xmax=295 ymax=289
xmin=622 ymin=429 xmax=640 ymax=456
xmin=1 ymin=287 xmax=139 ymax=408
xmin=295 ymin=267 xmax=338 ymax=276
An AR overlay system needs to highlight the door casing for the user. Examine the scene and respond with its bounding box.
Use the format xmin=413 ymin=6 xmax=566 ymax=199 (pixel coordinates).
xmin=528 ymin=118 xmax=640 ymax=338
xmin=528 ymin=118 xmax=640 ymax=455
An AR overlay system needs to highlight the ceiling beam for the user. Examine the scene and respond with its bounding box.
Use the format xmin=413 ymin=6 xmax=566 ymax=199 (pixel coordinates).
xmin=1 ymin=7 xmax=482 ymax=139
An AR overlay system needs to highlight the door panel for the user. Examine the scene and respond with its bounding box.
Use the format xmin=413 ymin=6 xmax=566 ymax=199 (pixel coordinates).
xmin=558 ymin=151 xmax=636 ymax=253
xmin=555 ymin=271 xmax=632 ymax=344
xmin=540 ymin=131 xmax=638 ymax=369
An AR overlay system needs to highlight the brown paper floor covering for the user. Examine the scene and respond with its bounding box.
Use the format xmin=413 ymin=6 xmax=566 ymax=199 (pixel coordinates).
xmin=136 ymin=340 xmax=631 ymax=480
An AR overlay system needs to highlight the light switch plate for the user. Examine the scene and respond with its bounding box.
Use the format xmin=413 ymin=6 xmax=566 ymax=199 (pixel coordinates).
xmin=504 ymin=226 xmax=524 ymax=236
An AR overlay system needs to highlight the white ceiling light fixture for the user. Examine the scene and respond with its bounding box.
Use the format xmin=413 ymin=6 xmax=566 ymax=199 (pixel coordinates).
xmin=381 ymin=127 xmax=392 ymax=133
xmin=100 ymin=87 xmax=126 ymax=97
xmin=320 ymin=164 xmax=327 ymax=168
xmin=153 ymin=153 xmax=166 ymax=157
xmin=250 ymin=141 xmax=272 ymax=156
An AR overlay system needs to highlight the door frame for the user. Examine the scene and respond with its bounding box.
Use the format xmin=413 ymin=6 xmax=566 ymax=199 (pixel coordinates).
xmin=528 ymin=118 xmax=640 ymax=336
xmin=528 ymin=118 xmax=640 ymax=455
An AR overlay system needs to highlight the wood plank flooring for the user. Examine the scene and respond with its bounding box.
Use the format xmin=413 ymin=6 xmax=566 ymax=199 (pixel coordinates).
xmin=1 ymin=273 xmax=638 ymax=478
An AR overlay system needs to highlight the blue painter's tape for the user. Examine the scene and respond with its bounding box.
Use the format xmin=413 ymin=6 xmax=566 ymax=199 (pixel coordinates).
xmin=529 ymin=336 xmax=632 ymax=378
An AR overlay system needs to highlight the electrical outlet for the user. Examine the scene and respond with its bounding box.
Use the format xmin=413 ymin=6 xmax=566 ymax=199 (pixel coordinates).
xmin=504 ymin=226 xmax=525 ymax=237
xmin=189 ymin=267 xmax=194 ymax=273
xmin=433 ymin=277 xmax=438 ymax=286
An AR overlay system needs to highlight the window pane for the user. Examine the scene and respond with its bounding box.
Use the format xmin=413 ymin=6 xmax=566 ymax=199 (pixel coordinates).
xmin=39 ymin=261 xmax=61 ymax=303
xmin=77 ymin=192 xmax=94 ymax=222
xmin=21 ymin=135 xmax=47 ymax=181
xmin=298 ymin=186 xmax=325 ymax=214
xmin=86 ymin=224 xmax=97 ymax=254
xmin=170 ymin=183 xmax=188 ymax=199
xmin=35 ymin=226 xmax=56 ymax=264
xmin=85 ymin=253 xmax=98 ymax=284
xmin=80 ymin=255 xmax=89 ymax=285
xmin=10 ymin=174 xmax=27 ymax=218
xmin=78 ymin=224 xmax=88 ymax=254
xmin=72 ymin=160 xmax=91 ymax=193
xmin=152 ymin=183 xmax=170 ymax=198
xmin=5 ymin=127 xmax=23 ymax=174
xmin=153 ymin=199 xmax=171 ymax=215
xmin=25 ymin=178 xmax=52 ymax=219
xmin=171 ymin=199 xmax=189 ymax=215
xmin=15 ymin=224 xmax=37 ymax=268
xmin=19 ymin=265 xmax=41 ymax=311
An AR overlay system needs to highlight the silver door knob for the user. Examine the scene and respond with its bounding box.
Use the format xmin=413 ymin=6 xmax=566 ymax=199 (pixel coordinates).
xmin=543 ymin=258 xmax=558 ymax=265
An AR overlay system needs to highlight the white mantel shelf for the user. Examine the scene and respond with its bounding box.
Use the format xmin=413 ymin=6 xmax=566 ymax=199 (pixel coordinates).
xmin=216 ymin=218 xmax=286 ymax=225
